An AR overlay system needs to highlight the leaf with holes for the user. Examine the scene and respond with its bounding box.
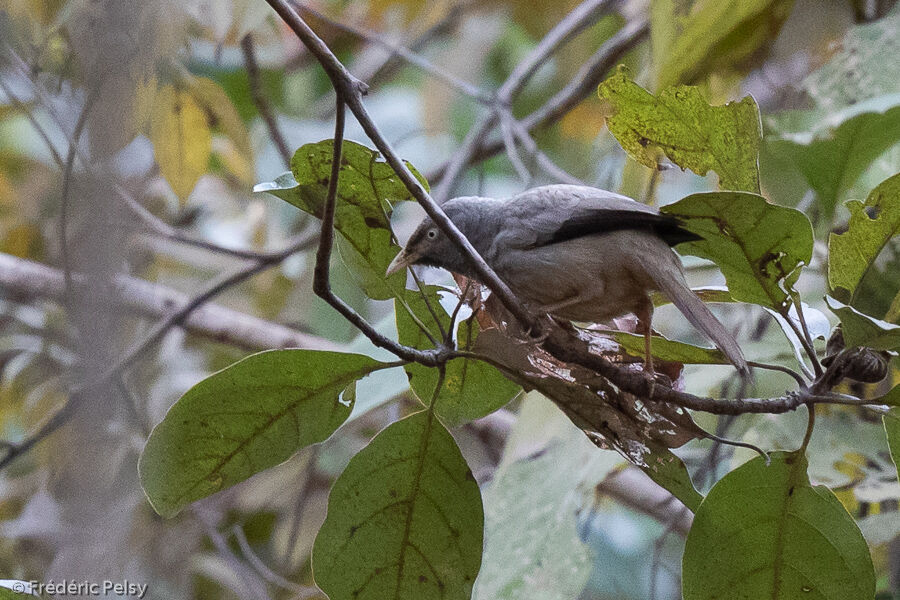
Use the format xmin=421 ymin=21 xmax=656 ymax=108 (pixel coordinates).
xmin=829 ymin=173 xmax=900 ymax=301
xmin=149 ymin=84 xmax=212 ymax=203
xmin=598 ymin=67 xmax=761 ymax=192
xmin=682 ymin=451 xmax=874 ymax=600
xmin=313 ymin=411 xmax=483 ymax=600
xmin=662 ymin=191 xmax=814 ymax=309
xmin=253 ymin=140 xmax=429 ymax=300
xmin=138 ymin=350 xmax=384 ymax=518
xmin=396 ymin=287 xmax=521 ymax=428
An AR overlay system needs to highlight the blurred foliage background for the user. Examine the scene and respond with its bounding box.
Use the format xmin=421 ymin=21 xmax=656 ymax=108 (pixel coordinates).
xmin=1 ymin=0 xmax=900 ymax=598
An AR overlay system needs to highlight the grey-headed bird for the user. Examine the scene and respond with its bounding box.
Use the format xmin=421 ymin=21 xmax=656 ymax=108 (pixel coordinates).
xmin=386 ymin=184 xmax=747 ymax=375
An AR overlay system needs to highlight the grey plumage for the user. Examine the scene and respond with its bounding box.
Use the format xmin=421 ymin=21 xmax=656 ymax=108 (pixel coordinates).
xmin=387 ymin=184 xmax=747 ymax=374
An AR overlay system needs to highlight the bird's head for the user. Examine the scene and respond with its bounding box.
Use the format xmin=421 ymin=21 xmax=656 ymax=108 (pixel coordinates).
xmin=385 ymin=197 xmax=500 ymax=277
xmin=385 ymin=214 xmax=456 ymax=276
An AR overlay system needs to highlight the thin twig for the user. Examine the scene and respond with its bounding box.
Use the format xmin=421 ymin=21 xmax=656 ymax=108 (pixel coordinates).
xmin=282 ymin=446 xmax=320 ymax=571
xmin=431 ymin=110 xmax=495 ymax=202
xmin=496 ymin=0 xmax=615 ymax=102
xmin=194 ymin=509 xmax=271 ymax=600
xmin=241 ymin=33 xmax=293 ymax=168
xmin=364 ymin=2 xmax=471 ymax=88
xmin=232 ymin=525 xmax=319 ymax=598
xmin=292 ymin=1 xmax=493 ymax=104
xmin=789 ymin=289 xmax=823 ymax=376
xmin=497 ymin=107 xmax=532 ymax=184
xmin=505 ymin=110 xmax=586 ymax=185
xmin=746 ymin=360 xmax=807 ymax=388
xmin=59 ymin=86 xmax=99 ymax=299
xmin=425 ymin=18 xmax=649 ymax=183
xmin=446 ymin=280 xmax=473 ymax=345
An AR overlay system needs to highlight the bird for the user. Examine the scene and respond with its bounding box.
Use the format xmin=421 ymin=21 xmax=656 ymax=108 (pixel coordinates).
xmin=385 ymin=184 xmax=748 ymax=375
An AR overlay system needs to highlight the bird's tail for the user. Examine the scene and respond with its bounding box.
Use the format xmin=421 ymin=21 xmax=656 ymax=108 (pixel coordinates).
xmin=646 ymin=257 xmax=749 ymax=375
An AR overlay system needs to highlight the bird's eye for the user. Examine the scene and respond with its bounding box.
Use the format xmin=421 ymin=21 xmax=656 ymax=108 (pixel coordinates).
xmin=426 ymin=229 xmax=438 ymax=239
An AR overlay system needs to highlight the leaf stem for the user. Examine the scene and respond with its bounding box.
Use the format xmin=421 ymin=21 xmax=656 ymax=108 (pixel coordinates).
xmin=799 ymin=404 xmax=816 ymax=454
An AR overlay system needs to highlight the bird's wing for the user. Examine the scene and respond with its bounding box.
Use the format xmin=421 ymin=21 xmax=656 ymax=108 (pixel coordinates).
xmin=502 ymin=185 xmax=701 ymax=249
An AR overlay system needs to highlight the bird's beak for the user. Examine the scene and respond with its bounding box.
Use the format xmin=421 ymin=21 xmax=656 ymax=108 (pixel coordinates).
xmin=386 ymin=248 xmax=418 ymax=276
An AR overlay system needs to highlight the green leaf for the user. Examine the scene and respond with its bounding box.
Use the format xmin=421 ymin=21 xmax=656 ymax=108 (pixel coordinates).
xmin=829 ymin=173 xmax=900 ymax=300
xmin=651 ymin=0 xmax=793 ymax=90
xmin=598 ymin=66 xmax=761 ymax=192
xmin=396 ymin=287 xmax=521 ymax=427
xmin=662 ymin=192 xmax=814 ymax=309
xmin=609 ymin=331 xmax=728 ymax=365
xmin=801 ymin=8 xmax=900 ymax=110
xmin=682 ymin=451 xmax=875 ymax=600
xmin=884 ymin=407 xmax=900 ymax=489
xmin=876 ymin=385 xmax=900 ymax=407
xmin=139 ymin=350 xmax=382 ymax=518
xmin=825 ymin=296 xmax=900 ymax=351
xmin=474 ymin=437 xmax=620 ymax=600
xmin=253 ymin=140 xmax=429 ymax=300
xmin=766 ymin=102 xmax=900 ymax=220
xmin=641 ymin=444 xmax=703 ymax=512
xmin=313 ymin=411 xmax=483 ymax=600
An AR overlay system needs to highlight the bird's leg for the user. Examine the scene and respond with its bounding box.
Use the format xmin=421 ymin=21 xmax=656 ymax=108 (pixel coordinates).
xmin=636 ymin=298 xmax=654 ymax=375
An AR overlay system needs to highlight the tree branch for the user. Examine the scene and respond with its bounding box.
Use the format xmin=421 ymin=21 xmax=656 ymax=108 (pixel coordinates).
xmin=0 ymin=252 xmax=337 ymax=352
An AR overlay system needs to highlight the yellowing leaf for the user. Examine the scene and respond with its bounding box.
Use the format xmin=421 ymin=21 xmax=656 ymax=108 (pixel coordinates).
xmin=149 ymin=85 xmax=212 ymax=203
xmin=1 ymin=223 xmax=42 ymax=258
xmin=651 ymin=0 xmax=794 ymax=90
xmin=598 ymin=67 xmax=761 ymax=192
xmin=188 ymin=76 xmax=252 ymax=157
